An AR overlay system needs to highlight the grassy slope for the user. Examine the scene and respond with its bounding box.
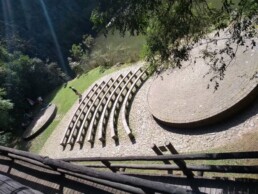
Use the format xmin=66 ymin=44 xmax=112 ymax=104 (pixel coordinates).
xmin=23 ymin=30 xmax=145 ymax=154
xmin=85 ymin=31 xmax=146 ymax=69
xmin=25 ymin=65 xmax=130 ymax=153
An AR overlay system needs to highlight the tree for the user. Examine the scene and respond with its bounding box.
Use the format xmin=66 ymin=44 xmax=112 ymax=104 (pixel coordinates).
xmin=91 ymin=0 xmax=258 ymax=69
xmin=0 ymin=44 xmax=65 ymax=132
xmin=69 ymin=34 xmax=96 ymax=75
xmin=0 ymin=88 xmax=13 ymax=131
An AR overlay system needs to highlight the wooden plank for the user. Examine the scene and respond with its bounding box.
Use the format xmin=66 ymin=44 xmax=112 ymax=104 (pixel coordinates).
xmin=81 ymin=163 xmax=258 ymax=174
xmin=44 ymin=159 xmax=194 ymax=194
xmin=0 ymin=175 xmax=42 ymax=194
xmin=165 ymin=142 xmax=194 ymax=178
xmin=152 ymin=144 xmax=173 ymax=174
xmin=101 ymin=161 xmax=117 ymax=173
xmin=0 ymin=147 xmax=193 ymax=194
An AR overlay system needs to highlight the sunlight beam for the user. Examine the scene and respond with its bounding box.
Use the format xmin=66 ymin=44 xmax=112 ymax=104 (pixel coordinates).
xmin=38 ymin=0 xmax=67 ymax=73
xmin=1 ymin=0 xmax=15 ymax=50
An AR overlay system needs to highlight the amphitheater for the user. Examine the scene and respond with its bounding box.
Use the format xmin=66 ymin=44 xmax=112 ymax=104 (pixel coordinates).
xmin=40 ymin=34 xmax=258 ymax=159
xmin=1 ymin=33 xmax=258 ymax=193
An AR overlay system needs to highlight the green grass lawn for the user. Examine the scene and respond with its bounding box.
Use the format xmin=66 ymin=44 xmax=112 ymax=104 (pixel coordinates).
xmin=82 ymin=31 xmax=146 ymax=70
xmin=21 ymin=64 xmax=131 ymax=154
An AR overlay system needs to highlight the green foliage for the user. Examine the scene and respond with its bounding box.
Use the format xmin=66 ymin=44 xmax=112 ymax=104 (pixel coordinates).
xmin=0 ymin=45 xmax=65 ymax=134
xmin=70 ymin=44 xmax=84 ymax=62
xmin=69 ymin=34 xmax=95 ymax=62
xmin=0 ymin=0 xmax=98 ymax=71
xmin=69 ymin=34 xmax=96 ymax=75
xmin=91 ymin=0 xmax=258 ymax=68
xmin=0 ymin=89 xmax=13 ymax=131
xmin=69 ymin=31 xmax=145 ymax=75
xmin=27 ymin=64 xmax=130 ymax=153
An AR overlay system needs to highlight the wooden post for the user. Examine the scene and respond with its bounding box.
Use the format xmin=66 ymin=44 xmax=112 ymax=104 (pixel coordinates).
xmin=166 ymin=142 xmax=204 ymax=177
xmin=197 ymin=171 xmax=204 ymax=177
xmin=165 ymin=142 xmax=201 ymax=193
xmin=165 ymin=142 xmax=178 ymax=154
xmin=165 ymin=141 xmax=194 ymax=178
xmin=101 ymin=161 xmax=117 ymax=173
xmin=152 ymin=144 xmax=173 ymax=174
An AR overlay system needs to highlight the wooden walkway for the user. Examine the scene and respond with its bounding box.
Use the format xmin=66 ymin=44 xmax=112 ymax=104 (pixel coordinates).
xmin=0 ymin=146 xmax=258 ymax=194
xmin=0 ymin=155 xmax=127 ymax=194
xmin=1 ymin=154 xmax=258 ymax=194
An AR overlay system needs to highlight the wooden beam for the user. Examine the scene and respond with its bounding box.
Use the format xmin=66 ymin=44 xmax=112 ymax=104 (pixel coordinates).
xmin=0 ymin=146 xmax=193 ymax=194
xmin=82 ymin=164 xmax=258 ymax=174
xmin=101 ymin=161 xmax=117 ymax=172
xmin=59 ymin=151 xmax=258 ymax=162
xmin=152 ymin=144 xmax=173 ymax=174
xmin=57 ymin=169 xmax=147 ymax=194
xmin=165 ymin=142 xmax=194 ymax=178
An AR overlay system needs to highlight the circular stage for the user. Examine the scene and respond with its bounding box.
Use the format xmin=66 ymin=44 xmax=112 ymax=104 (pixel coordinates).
xmin=23 ymin=104 xmax=57 ymax=140
xmin=148 ymin=35 xmax=258 ymax=127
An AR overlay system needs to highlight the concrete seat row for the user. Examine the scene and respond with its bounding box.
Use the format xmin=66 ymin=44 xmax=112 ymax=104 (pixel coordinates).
xmin=60 ymin=83 xmax=101 ymax=146
xmin=109 ymin=67 xmax=144 ymax=140
xmin=76 ymin=74 xmax=124 ymax=145
xmin=61 ymin=66 xmax=148 ymax=148
xmin=121 ymin=70 xmax=148 ymax=138
xmin=86 ymin=71 xmax=134 ymax=143
xmin=71 ymin=78 xmax=116 ymax=146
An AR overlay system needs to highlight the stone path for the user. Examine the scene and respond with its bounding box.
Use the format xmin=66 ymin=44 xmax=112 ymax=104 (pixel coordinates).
xmin=40 ymin=61 xmax=258 ymax=159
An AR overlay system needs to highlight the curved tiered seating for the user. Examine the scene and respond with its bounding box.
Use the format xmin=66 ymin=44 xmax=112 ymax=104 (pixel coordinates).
xmin=74 ymin=84 xmax=98 ymax=116
xmin=66 ymin=81 xmax=106 ymax=147
xmin=109 ymin=67 xmax=144 ymax=140
xmin=121 ymin=70 xmax=148 ymax=137
xmin=76 ymin=77 xmax=120 ymax=145
xmin=97 ymin=71 xmax=135 ymax=142
xmin=86 ymin=71 xmax=133 ymax=143
xmin=60 ymin=83 xmax=100 ymax=146
xmin=60 ymin=65 xmax=149 ymax=149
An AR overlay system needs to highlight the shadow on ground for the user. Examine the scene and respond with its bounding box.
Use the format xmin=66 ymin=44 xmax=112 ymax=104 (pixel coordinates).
xmin=159 ymin=98 xmax=258 ymax=135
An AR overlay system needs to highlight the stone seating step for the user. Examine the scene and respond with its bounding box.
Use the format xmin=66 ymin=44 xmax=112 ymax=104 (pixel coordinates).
xmin=59 ymin=83 xmax=101 ymax=146
xmin=97 ymin=71 xmax=134 ymax=142
xmin=87 ymin=71 xmax=133 ymax=143
xmin=66 ymin=82 xmax=106 ymax=146
xmin=75 ymin=77 xmax=116 ymax=145
xmin=121 ymin=70 xmax=148 ymax=138
xmin=109 ymin=67 xmax=143 ymax=140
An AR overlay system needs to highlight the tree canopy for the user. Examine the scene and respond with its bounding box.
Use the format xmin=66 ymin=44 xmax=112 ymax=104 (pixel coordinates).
xmin=0 ymin=44 xmax=65 ymax=132
xmin=0 ymin=0 xmax=97 ymax=74
xmin=0 ymin=88 xmax=13 ymax=131
xmin=91 ymin=0 xmax=258 ymax=67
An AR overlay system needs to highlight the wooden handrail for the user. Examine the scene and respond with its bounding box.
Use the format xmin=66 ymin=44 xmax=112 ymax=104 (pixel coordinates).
xmin=0 ymin=146 xmax=193 ymax=194
xmin=59 ymin=151 xmax=258 ymax=162
xmin=82 ymin=164 xmax=258 ymax=174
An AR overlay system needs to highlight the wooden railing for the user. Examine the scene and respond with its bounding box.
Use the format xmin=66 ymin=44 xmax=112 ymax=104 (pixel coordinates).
xmin=60 ymin=151 xmax=258 ymax=175
xmin=0 ymin=145 xmax=258 ymax=193
xmin=0 ymin=146 xmax=194 ymax=194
